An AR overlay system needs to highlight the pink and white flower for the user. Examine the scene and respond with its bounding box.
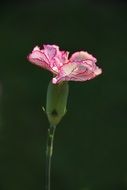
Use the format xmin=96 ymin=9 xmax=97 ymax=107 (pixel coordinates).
xmin=27 ymin=44 xmax=102 ymax=84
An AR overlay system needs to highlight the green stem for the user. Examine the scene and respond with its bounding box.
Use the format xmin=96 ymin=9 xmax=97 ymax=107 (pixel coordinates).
xmin=45 ymin=125 xmax=56 ymax=190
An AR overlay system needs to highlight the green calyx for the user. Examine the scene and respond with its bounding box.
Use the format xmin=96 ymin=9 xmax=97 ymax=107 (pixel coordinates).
xmin=46 ymin=81 xmax=69 ymax=126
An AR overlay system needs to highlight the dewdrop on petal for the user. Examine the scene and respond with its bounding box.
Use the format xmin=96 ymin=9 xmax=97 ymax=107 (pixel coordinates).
xmin=46 ymin=81 xmax=69 ymax=126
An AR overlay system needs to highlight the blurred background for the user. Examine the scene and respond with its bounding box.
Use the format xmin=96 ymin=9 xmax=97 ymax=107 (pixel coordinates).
xmin=1 ymin=0 xmax=127 ymax=189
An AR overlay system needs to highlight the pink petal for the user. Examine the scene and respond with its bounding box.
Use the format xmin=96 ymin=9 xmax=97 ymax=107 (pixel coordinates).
xmin=27 ymin=48 xmax=52 ymax=71
xmin=52 ymin=51 xmax=102 ymax=84
xmin=70 ymin=51 xmax=97 ymax=63
xmin=28 ymin=45 xmax=69 ymax=74
xmin=43 ymin=44 xmax=69 ymax=69
xmin=43 ymin=44 xmax=57 ymax=60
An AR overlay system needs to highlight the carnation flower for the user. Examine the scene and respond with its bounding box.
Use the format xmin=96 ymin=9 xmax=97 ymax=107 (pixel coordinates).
xmin=28 ymin=44 xmax=102 ymax=84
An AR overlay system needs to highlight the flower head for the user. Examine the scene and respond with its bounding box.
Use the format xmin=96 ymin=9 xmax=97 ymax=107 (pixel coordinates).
xmin=28 ymin=44 xmax=102 ymax=84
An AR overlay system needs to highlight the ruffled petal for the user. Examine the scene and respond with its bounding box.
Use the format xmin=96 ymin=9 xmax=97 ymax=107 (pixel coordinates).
xmin=52 ymin=51 xmax=102 ymax=84
xmin=27 ymin=46 xmax=53 ymax=71
xmin=70 ymin=51 xmax=97 ymax=63
xmin=43 ymin=45 xmax=57 ymax=61
xmin=28 ymin=45 xmax=69 ymax=74
xmin=43 ymin=45 xmax=69 ymax=69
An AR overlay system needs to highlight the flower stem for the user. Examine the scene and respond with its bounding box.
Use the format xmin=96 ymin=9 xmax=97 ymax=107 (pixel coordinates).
xmin=45 ymin=125 xmax=56 ymax=190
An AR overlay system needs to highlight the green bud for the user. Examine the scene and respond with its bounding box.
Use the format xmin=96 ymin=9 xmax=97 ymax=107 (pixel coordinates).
xmin=46 ymin=81 xmax=69 ymax=126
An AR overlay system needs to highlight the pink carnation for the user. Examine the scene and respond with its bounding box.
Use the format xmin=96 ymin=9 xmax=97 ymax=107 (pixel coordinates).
xmin=27 ymin=44 xmax=102 ymax=84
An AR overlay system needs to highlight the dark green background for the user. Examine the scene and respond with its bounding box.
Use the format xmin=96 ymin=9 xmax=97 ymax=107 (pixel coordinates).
xmin=1 ymin=0 xmax=127 ymax=189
